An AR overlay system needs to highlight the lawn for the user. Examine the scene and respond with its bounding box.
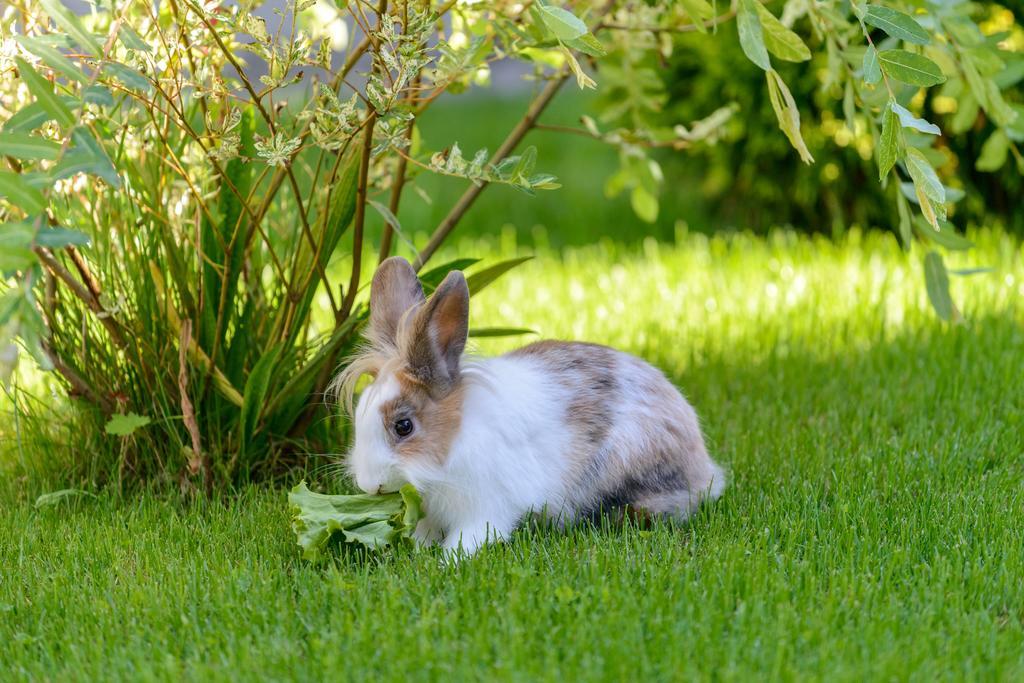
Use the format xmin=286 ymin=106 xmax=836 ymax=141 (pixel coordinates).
xmin=2 ymin=227 xmax=1023 ymax=680
xmin=2 ymin=227 xmax=1024 ymax=679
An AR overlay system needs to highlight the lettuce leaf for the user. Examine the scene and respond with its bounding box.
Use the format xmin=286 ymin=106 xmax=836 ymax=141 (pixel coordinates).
xmin=288 ymin=481 xmax=424 ymax=560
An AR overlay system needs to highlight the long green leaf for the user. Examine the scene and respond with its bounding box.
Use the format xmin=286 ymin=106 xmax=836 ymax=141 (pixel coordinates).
xmin=0 ymin=132 xmax=62 ymax=160
xmin=878 ymin=49 xmax=946 ymax=87
xmin=15 ymin=58 xmax=75 ymax=128
xmin=465 ymin=256 xmax=534 ymax=295
xmin=468 ymin=327 xmax=537 ymax=338
xmin=890 ymin=102 xmax=940 ymax=135
xmin=878 ymin=104 xmax=901 ymax=181
xmin=679 ymin=0 xmax=715 ymax=34
xmin=862 ymin=45 xmax=881 ymax=84
xmin=39 ymin=0 xmax=103 ymax=55
xmin=239 ymin=344 xmax=282 ymax=460
xmin=35 ymin=227 xmax=90 ymax=248
xmin=53 ymin=127 xmax=120 ymax=187
xmin=904 ymin=148 xmax=944 ymax=204
xmin=420 ymin=258 xmax=481 ymax=292
xmin=737 ymin=0 xmax=771 ymax=71
xmin=915 ymin=218 xmax=974 ymax=251
xmin=535 ymin=1 xmax=587 ymax=41
xmin=863 ymin=5 xmax=929 ymax=45
xmin=755 ymin=3 xmax=810 ymax=62
xmin=923 ymin=251 xmax=954 ymax=321
xmin=15 ymin=36 xmax=88 ymax=83
xmin=0 ymin=171 xmax=47 ymax=214
xmin=765 ymin=69 xmax=814 ymax=164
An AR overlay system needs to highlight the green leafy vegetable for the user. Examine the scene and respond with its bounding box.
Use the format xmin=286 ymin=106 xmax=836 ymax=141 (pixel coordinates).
xmin=288 ymin=481 xmax=424 ymax=560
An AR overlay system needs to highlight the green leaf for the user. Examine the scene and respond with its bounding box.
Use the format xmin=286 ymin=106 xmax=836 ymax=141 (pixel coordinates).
xmin=679 ymin=0 xmax=715 ymax=33
xmin=39 ymin=0 xmax=103 ymax=55
xmin=0 ymin=222 xmax=37 ymax=273
xmin=239 ymin=344 xmax=281 ymax=458
xmin=923 ymin=251 xmax=954 ymax=321
xmin=976 ymin=130 xmax=1009 ymax=172
xmin=863 ymin=5 xmax=930 ymax=45
xmin=0 ymin=171 xmax=47 ymax=214
xmin=15 ymin=58 xmax=75 ymax=128
xmin=467 ymin=327 xmax=537 ymax=338
xmin=765 ymin=69 xmax=814 ymax=164
xmin=915 ymin=218 xmax=974 ymax=251
xmin=535 ymin=2 xmax=587 ymax=41
xmin=904 ymin=147 xmax=944 ymax=204
xmin=878 ymin=104 xmax=901 ymax=181
xmin=737 ymin=0 xmax=771 ymax=71
xmin=2 ymin=103 xmax=54 ymax=134
xmin=341 ymin=520 xmax=397 ymax=548
xmin=399 ymin=484 xmax=424 ymax=534
xmin=102 ymin=62 xmax=153 ymax=93
xmin=54 ymin=127 xmax=121 ymax=187
xmin=419 ymin=258 xmax=481 ymax=292
xmin=465 ymin=256 xmax=534 ymax=295
xmin=961 ymin=53 xmax=1017 ymax=128
xmin=630 ymin=185 xmax=659 ymax=223
xmin=118 ymin=24 xmax=153 ymax=52
xmin=563 ymin=33 xmax=606 ymax=57
xmin=754 ymin=3 xmax=810 ymax=62
xmin=863 ymin=45 xmax=881 ymax=84
xmin=35 ymin=227 xmax=90 ymax=248
xmin=890 ymin=102 xmax=940 ymax=135
xmin=896 ymin=188 xmax=913 ymax=249
xmin=34 ymin=488 xmax=97 ymax=509
xmin=105 ymin=412 xmax=152 ymax=436
xmin=288 ymin=481 xmax=423 ymax=560
xmin=14 ymin=36 xmax=88 ymax=83
xmin=0 ymin=132 xmax=62 ymax=160
xmin=877 ymin=49 xmax=946 ymax=87
xmin=368 ymin=199 xmax=402 ymax=236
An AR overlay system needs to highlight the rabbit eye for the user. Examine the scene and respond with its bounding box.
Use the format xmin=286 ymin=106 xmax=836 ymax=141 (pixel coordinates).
xmin=393 ymin=418 xmax=414 ymax=438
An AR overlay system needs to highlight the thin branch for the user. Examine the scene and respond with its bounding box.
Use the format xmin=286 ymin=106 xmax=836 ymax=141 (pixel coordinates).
xmin=534 ymin=123 xmax=692 ymax=150
xmin=413 ymin=71 xmax=569 ymax=270
xmin=34 ymin=247 xmax=128 ymax=350
xmin=378 ymin=75 xmax=420 ymax=264
xmin=600 ymin=7 xmax=737 ymax=34
xmin=42 ymin=342 xmax=113 ymax=412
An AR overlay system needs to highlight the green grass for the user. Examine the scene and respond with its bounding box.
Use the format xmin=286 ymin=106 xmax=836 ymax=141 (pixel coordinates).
xmin=2 ymin=227 xmax=1024 ymax=680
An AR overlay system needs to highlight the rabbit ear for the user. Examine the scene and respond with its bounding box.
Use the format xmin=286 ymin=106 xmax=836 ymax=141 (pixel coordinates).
xmin=405 ymin=270 xmax=469 ymax=394
xmin=369 ymin=256 xmax=425 ymax=347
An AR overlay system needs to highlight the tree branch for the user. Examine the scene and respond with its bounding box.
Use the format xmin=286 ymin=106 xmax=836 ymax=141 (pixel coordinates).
xmin=412 ymin=72 xmax=569 ymax=270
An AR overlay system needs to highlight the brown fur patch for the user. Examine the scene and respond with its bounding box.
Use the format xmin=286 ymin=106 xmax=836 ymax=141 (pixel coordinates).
xmin=510 ymin=341 xmax=620 ymax=488
xmin=376 ymin=369 xmax=464 ymax=465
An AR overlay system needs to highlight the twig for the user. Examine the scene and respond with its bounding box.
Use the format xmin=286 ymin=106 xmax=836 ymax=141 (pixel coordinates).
xmin=42 ymin=342 xmax=113 ymax=412
xmin=34 ymin=247 xmax=128 ymax=350
xmin=534 ymin=123 xmax=692 ymax=150
xmin=413 ymin=72 xmax=569 ymax=270
xmin=178 ymin=319 xmax=209 ymax=487
xmin=378 ymin=78 xmax=420 ymax=264
xmin=600 ymin=7 xmax=737 ymax=33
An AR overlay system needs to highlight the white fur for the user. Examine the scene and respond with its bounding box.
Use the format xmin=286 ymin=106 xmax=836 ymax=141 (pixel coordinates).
xmin=349 ymin=374 xmax=406 ymax=494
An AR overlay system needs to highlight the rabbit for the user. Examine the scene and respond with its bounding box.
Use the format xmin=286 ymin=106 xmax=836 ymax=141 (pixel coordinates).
xmin=335 ymin=256 xmax=726 ymax=556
